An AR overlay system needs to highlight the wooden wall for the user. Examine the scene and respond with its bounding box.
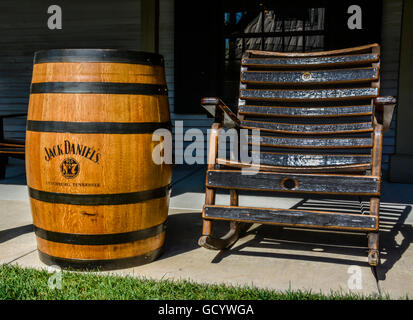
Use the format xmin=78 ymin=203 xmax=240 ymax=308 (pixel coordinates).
xmin=159 ymin=0 xmax=174 ymax=114
xmin=379 ymin=0 xmax=403 ymax=173
xmin=0 ymin=0 xmax=141 ymax=140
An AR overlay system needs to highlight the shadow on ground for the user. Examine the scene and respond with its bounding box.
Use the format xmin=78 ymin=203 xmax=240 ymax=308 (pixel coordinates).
xmin=160 ymin=210 xmax=228 ymax=259
xmin=162 ymin=199 xmax=412 ymax=280
xmin=376 ymin=204 xmax=413 ymax=280
xmin=0 ymin=224 xmax=33 ymax=244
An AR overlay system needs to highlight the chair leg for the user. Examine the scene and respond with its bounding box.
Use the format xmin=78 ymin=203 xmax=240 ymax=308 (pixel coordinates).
xmin=199 ymin=190 xmax=249 ymax=250
xmin=367 ymin=197 xmax=380 ymax=266
xmin=368 ymin=232 xmax=379 ymax=266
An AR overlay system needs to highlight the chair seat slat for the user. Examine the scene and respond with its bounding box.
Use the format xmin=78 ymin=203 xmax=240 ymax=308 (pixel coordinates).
xmin=203 ymin=205 xmax=377 ymax=230
xmin=206 ymin=170 xmax=380 ymax=195
xmin=239 ymin=105 xmax=373 ymax=117
xmin=258 ymin=152 xmax=371 ymax=167
xmin=240 ymin=88 xmax=378 ymax=101
xmin=216 ymin=158 xmax=370 ymax=173
xmin=241 ymin=68 xmax=378 ymax=85
xmin=240 ymin=120 xmax=372 ymax=134
xmin=249 ymin=135 xmax=373 ymax=148
xmin=242 ymin=54 xmax=379 ymax=68
xmin=247 ymin=44 xmax=378 ymax=58
xmin=217 ymin=152 xmax=372 ymax=172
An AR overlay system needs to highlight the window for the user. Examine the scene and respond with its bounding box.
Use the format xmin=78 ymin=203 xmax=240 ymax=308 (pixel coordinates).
xmin=222 ymin=5 xmax=326 ymax=107
xmin=224 ymin=8 xmax=325 ymax=57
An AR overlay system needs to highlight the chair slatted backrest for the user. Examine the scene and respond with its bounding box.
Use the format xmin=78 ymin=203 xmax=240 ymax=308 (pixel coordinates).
xmin=237 ymin=44 xmax=380 ymax=171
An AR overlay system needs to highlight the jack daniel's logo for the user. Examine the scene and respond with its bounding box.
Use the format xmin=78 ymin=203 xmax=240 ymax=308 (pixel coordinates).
xmin=60 ymin=158 xmax=80 ymax=179
xmin=44 ymin=140 xmax=100 ymax=163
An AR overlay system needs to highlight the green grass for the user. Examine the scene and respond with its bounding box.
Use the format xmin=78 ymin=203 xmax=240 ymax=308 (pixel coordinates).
xmin=0 ymin=264 xmax=392 ymax=300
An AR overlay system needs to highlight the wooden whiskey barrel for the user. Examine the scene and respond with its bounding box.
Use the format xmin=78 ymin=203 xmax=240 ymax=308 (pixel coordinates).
xmin=25 ymin=49 xmax=172 ymax=270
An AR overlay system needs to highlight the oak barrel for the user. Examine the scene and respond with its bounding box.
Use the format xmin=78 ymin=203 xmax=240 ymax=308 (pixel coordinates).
xmin=25 ymin=49 xmax=172 ymax=270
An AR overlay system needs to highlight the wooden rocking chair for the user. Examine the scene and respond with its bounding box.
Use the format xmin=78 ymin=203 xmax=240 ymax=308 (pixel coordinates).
xmin=199 ymin=44 xmax=396 ymax=266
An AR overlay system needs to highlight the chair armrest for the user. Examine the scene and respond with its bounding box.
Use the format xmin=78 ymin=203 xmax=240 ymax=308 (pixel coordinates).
xmin=0 ymin=113 xmax=27 ymax=119
xmin=0 ymin=140 xmax=25 ymax=147
xmin=374 ymin=96 xmax=396 ymax=133
xmin=201 ymin=97 xmax=240 ymax=128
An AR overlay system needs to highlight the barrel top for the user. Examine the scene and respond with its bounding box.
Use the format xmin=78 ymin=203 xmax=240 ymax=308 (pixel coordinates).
xmin=34 ymin=49 xmax=164 ymax=66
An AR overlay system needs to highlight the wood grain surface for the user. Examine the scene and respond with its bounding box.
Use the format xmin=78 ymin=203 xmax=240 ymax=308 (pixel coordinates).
xmin=26 ymin=50 xmax=172 ymax=269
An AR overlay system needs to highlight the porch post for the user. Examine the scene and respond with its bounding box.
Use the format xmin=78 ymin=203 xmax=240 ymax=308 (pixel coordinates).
xmin=140 ymin=0 xmax=159 ymax=53
xmin=389 ymin=0 xmax=413 ymax=183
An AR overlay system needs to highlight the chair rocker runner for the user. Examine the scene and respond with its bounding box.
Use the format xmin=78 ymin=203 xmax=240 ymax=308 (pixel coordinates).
xmin=199 ymin=44 xmax=396 ymax=266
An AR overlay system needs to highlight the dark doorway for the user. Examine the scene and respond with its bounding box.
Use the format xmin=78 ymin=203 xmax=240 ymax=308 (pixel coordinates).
xmin=174 ymin=0 xmax=222 ymax=114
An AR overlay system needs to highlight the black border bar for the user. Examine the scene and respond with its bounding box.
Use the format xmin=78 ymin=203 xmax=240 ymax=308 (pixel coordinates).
xmin=28 ymin=185 xmax=171 ymax=206
xmin=30 ymin=82 xmax=168 ymax=95
xmin=38 ymin=247 xmax=164 ymax=271
xmin=26 ymin=120 xmax=172 ymax=134
xmin=34 ymin=49 xmax=164 ymax=66
xmin=34 ymin=221 xmax=166 ymax=246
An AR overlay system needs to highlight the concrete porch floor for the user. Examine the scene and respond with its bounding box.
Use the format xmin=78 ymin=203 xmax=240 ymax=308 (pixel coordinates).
xmin=1 ymin=159 xmax=412 ymax=298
